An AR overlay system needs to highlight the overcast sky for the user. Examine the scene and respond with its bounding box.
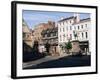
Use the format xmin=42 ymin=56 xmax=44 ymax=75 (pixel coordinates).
xmin=22 ymin=10 xmax=90 ymax=29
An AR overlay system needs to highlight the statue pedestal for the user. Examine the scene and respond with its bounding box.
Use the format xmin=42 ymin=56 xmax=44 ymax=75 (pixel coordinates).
xmin=71 ymin=40 xmax=81 ymax=55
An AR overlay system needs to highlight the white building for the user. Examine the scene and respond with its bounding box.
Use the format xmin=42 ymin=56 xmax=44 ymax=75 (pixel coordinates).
xmin=58 ymin=13 xmax=91 ymax=55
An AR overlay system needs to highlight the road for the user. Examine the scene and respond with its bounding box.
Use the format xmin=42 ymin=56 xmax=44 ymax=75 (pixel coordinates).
xmin=23 ymin=55 xmax=91 ymax=69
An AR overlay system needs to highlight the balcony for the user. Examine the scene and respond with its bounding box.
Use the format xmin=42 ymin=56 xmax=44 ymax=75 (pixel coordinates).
xmin=42 ymin=36 xmax=58 ymax=40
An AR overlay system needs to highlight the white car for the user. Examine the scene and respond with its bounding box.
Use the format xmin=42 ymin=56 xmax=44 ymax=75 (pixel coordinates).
xmin=39 ymin=45 xmax=46 ymax=53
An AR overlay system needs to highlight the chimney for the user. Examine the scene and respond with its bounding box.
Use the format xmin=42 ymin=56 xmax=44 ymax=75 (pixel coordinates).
xmin=74 ymin=13 xmax=80 ymax=23
xmin=61 ymin=17 xmax=64 ymax=20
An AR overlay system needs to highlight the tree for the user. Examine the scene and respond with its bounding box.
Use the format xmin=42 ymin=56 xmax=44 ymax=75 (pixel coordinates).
xmin=32 ymin=40 xmax=39 ymax=53
xmin=45 ymin=42 xmax=50 ymax=54
xmin=65 ymin=41 xmax=72 ymax=54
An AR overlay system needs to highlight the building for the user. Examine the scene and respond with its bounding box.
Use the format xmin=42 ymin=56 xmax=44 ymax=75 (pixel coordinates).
xmin=32 ymin=21 xmax=55 ymax=44
xmin=72 ymin=18 xmax=91 ymax=53
xmin=32 ymin=21 xmax=56 ymax=53
xmin=22 ymin=19 xmax=33 ymax=52
xmin=58 ymin=13 xmax=91 ymax=55
xmin=32 ymin=23 xmax=45 ymax=45
xmin=41 ymin=27 xmax=59 ymax=56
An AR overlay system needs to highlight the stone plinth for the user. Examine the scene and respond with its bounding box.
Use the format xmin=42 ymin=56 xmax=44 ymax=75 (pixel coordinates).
xmin=71 ymin=40 xmax=80 ymax=53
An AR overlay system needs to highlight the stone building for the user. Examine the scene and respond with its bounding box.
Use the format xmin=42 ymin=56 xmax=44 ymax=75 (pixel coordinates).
xmin=41 ymin=27 xmax=59 ymax=56
xmin=32 ymin=21 xmax=56 ymax=53
xmin=22 ymin=19 xmax=33 ymax=52
xmin=32 ymin=21 xmax=55 ymax=44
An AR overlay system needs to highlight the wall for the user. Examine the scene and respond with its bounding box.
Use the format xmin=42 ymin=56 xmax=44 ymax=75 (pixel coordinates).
xmin=0 ymin=0 xmax=99 ymax=80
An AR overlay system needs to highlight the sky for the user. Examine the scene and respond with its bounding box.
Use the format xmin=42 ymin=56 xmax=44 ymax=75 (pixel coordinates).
xmin=22 ymin=10 xmax=90 ymax=29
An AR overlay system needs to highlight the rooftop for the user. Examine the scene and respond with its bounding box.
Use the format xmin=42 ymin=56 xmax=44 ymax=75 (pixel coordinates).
xmin=58 ymin=16 xmax=75 ymax=22
xmin=73 ymin=18 xmax=90 ymax=25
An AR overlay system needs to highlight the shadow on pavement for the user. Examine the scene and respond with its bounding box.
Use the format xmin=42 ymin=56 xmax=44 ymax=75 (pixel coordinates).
xmin=24 ymin=55 xmax=91 ymax=69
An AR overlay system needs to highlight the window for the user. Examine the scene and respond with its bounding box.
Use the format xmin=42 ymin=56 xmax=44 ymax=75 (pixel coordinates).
xmin=66 ymin=26 xmax=68 ymax=31
xmin=45 ymin=34 xmax=47 ymax=37
xmin=60 ymin=28 xmax=61 ymax=32
xmin=51 ymin=33 xmax=53 ymax=37
xmin=70 ymin=34 xmax=72 ymax=40
xmin=63 ymin=34 xmax=65 ymax=37
xmin=85 ymin=24 xmax=87 ymax=27
xmin=81 ymin=25 xmax=83 ymax=29
xmin=63 ymin=34 xmax=65 ymax=41
xmin=60 ymin=35 xmax=62 ymax=41
xmin=66 ymin=34 xmax=68 ymax=36
xmin=78 ymin=26 xmax=79 ymax=30
xmin=70 ymin=26 xmax=72 ymax=30
xmin=86 ymin=32 xmax=88 ymax=38
xmin=74 ymin=26 xmax=76 ymax=30
xmin=70 ymin=20 xmax=71 ymax=23
xmin=47 ymin=33 xmax=50 ymax=37
xmin=82 ymin=32 xmax=84 ymax=38
xmin=53 ymin=33 xmax=56 ymax=36
xmin=63 ymin=35 xmax=65 ymax=41
xmin=56 ymin=32 xmax=58 ymax=36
